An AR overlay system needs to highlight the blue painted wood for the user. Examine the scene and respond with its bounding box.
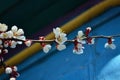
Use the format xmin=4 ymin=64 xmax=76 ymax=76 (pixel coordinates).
xmin=1 ymin=7 xmax=120 ymax=80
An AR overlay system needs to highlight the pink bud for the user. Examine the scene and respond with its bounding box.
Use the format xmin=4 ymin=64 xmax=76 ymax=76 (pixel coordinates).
xmin=85 ymin=27 xmax=91 ymax=37
xmin=39 ymin=36 xmax=46 ymax=47
xmin=39 ymin=36 xmax=45 ymax=40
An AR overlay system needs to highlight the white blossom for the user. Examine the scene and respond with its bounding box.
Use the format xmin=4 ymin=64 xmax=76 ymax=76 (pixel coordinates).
xmin=3 ymin=49 xmax=8 ymax=54
xmin=53 ymin=27 xmax=61 ymax=38
xmin=10 ymin=78 xmax=16 ymax=80
xmin=39 ymin=36 xmax=52 ymax=53
xmin=77 ymin=31 xmax=86 ymax=44
xmin=11 ymin=25 xmax=18 ymax=32
xmin=55 ymin=33 xmax=67 ymax=44
xmin=4 ymin=41 xmax=9 ymax=48
xmin=5 ymin=67 xmax=12 ymax=74
xmin=13 ymin=66 xmax=17 ymax=71
xmin=86 ymin=27 xmax=91 ymax=31
xmin=6 ymin=31 xmax=13 ymax=38
xmin=0 ymin=34 xmax=3 ymax=38
xmin=11 ymin=26 xmax=25 ymax=39
xmin=17 ymin=41 xmax=22 ymax=44
xmin=43 ymin=44 xmax=51 ymax=53
xmin=53 ymin=27 xmax=67 ymax=44
xmin=0 ymin=23 xmax=8 ymax=32
xmin=0 ymin=31 xmax=13 ymax=39
xmin=1 ymin=33 xmax=8 ymax=38
xmin=53 ymin=27 xmax=67 ymax=51
xmin=4 ymin=44 xmax=8 ymax=48
xmin=10 ymin=41 xmax=17 ymax=48
xmin=16 ymin=36 xmax=26 ymax=40
xmin=57 ymin=44 xmax=66 ymax=51
xmin=16 ymin=29 xmax=24 ymax=36
xmin=73 ymin=43 xmax=84 ymax=54
xmin=104 ymin=43 xmax=116 ymax=49
xmin=104 ymin=38 xmax=116 ymax=49
xmin=77 ymin=31 xmax=84 ymax=39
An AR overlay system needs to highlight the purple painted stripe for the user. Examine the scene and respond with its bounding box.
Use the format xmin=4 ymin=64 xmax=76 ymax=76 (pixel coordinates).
xmin=5 ymin=0 xmax=103 ymax=60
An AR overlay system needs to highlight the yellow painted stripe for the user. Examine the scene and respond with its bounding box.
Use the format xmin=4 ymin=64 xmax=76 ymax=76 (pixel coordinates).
xmin=0 ymin=0 xmax=120 ymax=74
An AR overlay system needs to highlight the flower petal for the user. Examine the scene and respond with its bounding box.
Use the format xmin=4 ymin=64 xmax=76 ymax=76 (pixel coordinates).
xmin=13 ymin=66 xmax=17 ymax=71
xmin=104 ymin=43 xmax=116 ymax=49
xmin=17 ymin=41 xmax=23 ymax=44
xmin=43 ymin=44 xmax=51 ymax=53
xmin=104 ymin=43 xmax=109 ymax=48
xmin=5 ymin=67 xmax=12 ymax=74
xmin=78 ymin=31 xmax=84 ymax=38
xmin=53 ymin=27 xmax=61 ymax=38
xmin=110 ymin=44 xmax=116 ymax=49
xmin=3 ymin=49 xmax=8 ymax=54
xmin=10 ymin=41 xmax=17 ymax=48
xmin=57 ymin=44 xmax=66 ymax=51
xmin=86 ymin=27 xmax=91 ymax=31
xmin=73 ymin=48 xmax=83 ymax=54
xmin=16 ymin=29 xmax=24 ymax=36
xmin=10 ymin=78 xmax=16 ymax=80
xmin=6 ymin=31 xmax=13 ymax=38
xmin=11 ymin=25 xmax=18 ymax=32
xmin=0 ymin=23 xmax=8 ymax=31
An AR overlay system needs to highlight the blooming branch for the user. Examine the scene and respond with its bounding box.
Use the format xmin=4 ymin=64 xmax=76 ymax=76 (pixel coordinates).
xmin=53 ymin=27 xmax=67 ymax=51
xmin=0 ymin=23 xmax=120 ymax=79
xmin=5 ymin=66 xmax=20 ymax=80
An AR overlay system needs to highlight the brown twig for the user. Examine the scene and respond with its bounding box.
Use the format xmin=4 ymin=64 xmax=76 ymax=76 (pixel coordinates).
xmin=1 ymin=34 xmax=120 ymax=43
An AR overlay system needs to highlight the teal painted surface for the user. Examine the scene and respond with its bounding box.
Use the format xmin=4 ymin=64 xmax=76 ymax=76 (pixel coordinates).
xmin=0 ymin=0 xmax=87 ymax=36
xmin=0 ymin=0 xmax=19 ymax=13
xmin=0 ymin=7 xmax=119 ymax=80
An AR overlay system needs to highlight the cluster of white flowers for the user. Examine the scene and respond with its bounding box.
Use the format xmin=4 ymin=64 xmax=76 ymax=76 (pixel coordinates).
xmin=0 ymin=23 xmax=33 ymax=49
xmin=73 ymin=27 xmax=95 ymax=54
xmin=0 ymin=24 xmax=27 ymax=48
xmin=5 ymin=66 xmax=20 ymax=80
xmin=0 ymin=23 xmax=32 ymax=78
xmin=52 ymin=27 xmax=117 ymax=54
xmin=34 ymin=27 xmax=94 ymax=54
xmin=53 ymin=27 xmax=67 ymax=51
xmin=0 ymin=24 xmax=116 ymax=56
xmin=73 ymin=39 xmax=85 ymax=54
xmin=0 ymin=23 xmax=31 ymax=80
xmin=0 ymin=23 xmax=118 ymax=80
